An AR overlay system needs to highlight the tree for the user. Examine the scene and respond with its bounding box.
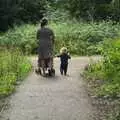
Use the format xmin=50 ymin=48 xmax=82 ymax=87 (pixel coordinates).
xmin=0 ymin=0 xmax=48 ymax=32
xmin=64 ymin=0 xmax=120 ymax=21
xmin=17 ymin=0 xmax=47 ymax=23
xmin=111 ymin=0 xmax=120 ymax=21
xmin=0 ymin=0 xmax=19 ymax=31
xmin=65 ymin=0 xmax=93 ymax=20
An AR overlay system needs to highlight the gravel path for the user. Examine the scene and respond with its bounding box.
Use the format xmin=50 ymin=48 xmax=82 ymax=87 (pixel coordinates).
xmin=0 ymin=57 xmax=99 ymax=120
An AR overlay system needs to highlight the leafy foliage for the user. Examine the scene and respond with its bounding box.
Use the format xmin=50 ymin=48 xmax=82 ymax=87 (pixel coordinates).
xmin=0 ymin=24 xmax=37 ymax=54
xmin=0 ymin=48 xmax=32 ymax=97
xmin=64 ymin=0 xmax=120 ymax=21
xmin=0 ymin=0 xmax=120 ymax=31
xmin=84 ymin=38 xmax=120 ymax=97
xmin=0 ymin=21 xmax=120 ymax=55
xmin=0 ymin=0 xmax=48 ymax=32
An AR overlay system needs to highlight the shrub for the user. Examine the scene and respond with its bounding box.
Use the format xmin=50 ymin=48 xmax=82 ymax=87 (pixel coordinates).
xmin=84 ymin=38 xmax=120 ymax=97
xmin=0 ymin=24 xmax=37 ymax=54
xmin=0 ymin=48 xmax=32 ymax=97
xmin=51 ymin=21 xmax=120 ymax=55
xmin=0 ymin=21 xmax=120 ymax=55
xmin=0 ymin=0 xmax=48 ymax=32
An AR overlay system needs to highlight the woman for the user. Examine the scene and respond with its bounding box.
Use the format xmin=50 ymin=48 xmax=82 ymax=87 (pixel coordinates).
xmin=36 ymin=18 xmax=55 ymax=75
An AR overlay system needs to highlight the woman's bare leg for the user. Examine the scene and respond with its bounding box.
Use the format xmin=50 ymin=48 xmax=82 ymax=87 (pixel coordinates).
xmin=41 ymin=60 xmax=45 ymax=76
xmin=48 ymin=58 xmax=53 ymax=70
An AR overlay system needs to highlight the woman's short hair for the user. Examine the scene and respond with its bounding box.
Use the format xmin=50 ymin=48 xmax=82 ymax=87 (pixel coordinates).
xmin=41 ymin=18 xmax=48 ymax=27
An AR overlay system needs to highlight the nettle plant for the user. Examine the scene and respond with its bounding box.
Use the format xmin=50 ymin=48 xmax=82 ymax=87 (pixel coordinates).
xmin=0 ymin=48 xmax=31 ymax=96
xmin=102 ymin=39 xmax=120 ymax=80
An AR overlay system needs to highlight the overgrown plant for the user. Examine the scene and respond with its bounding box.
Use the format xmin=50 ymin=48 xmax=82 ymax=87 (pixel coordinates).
xmin=0 ymin=48 xmax=32 ymax=97
xmin=84 ymin=38 xmax=120 ymax=97
xmin=0 ymin=21 xmax=120 ymax=55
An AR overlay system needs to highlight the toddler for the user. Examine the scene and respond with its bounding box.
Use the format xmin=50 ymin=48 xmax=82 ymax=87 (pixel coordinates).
xmin=57 ymin=47 xmax=71 ymax=75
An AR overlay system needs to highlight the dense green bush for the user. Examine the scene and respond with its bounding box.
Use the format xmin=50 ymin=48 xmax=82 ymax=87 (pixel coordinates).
xmin=84 ymin=38 xmax=120 ymax=97
xmin=0 ymin=24 xmax=37 ymax=54
xmin=0 ymin=48 xmax=32 ymax=97
xmin=0 ymin=21 xmax=120 ymax=55
xmin=0 ymin=0 xmax=48 ymax=32
xmin=64 ymin=0 xmax=120 ymax=21
xmin=52 ymin=21 xmax=120 ymax=55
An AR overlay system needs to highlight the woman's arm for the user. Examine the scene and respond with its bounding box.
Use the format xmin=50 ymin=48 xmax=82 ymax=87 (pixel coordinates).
xmin=36 ymin=29 xmax=40 ymax=44
xmin=50 ymin=30 xmax=55 ymax=44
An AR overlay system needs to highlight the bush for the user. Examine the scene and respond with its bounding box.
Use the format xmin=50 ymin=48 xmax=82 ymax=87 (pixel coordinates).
xmin=0 ymin=24 xmax=37 ymax=54
xmin=84 ymin=38 xmax=120 ymax=97
xmin=0 ymin=0 xmax=48 ymax=32
xmin=0 ymin=48 xmax=32 ymax=97
xmin=64 ymin=0 xmax=120 ymax=21
xmin=0 ymin=21 xmax=120 ymax=55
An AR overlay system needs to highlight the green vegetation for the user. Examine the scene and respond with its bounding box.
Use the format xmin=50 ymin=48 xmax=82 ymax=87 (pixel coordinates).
xmin=52 ymin=21 xmax=120 ymax=55
xmin=0 ymin=48 xmax=32 ymax=97
xmin=84 ymin=38 xmax=120 ymax=97
xmin=0 ymin=0 xmax=48 ymax=31
xmin=0 ymin=24 xmax=37 ymax=54
xmin=0 ymin=21 xmax=120 ymax=55
xmin=0 ymin=0 xmax=120 ymax=31
xmin=64 ymin=0 xmax=120 ymax=21
xmin=0 ymin=0 xmax=120 ymax=118
xmin=83 ymin=38 xmax=120 ymax=119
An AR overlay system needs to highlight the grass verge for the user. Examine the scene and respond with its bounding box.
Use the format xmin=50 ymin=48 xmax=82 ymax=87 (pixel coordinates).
xmin=0 ymin=48 xmax=32 ymax=98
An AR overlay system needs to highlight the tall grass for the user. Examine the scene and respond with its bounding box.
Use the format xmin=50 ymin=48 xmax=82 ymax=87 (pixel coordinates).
xmin=83 ymin=38 xmax=120 ymax=120
xmin=52 ymin=21 xmax=120 ymax=55
xmin=0 ymin=48 xmax=32 ymax=97
xmin=0 ymin=21 xmax=120 ymax=55
xmin=84 ymin=38 xmax=120 ymax=97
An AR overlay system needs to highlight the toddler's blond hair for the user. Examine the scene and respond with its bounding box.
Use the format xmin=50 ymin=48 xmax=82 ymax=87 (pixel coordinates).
xmin=60 ymin=47 xmax=67 ymax=54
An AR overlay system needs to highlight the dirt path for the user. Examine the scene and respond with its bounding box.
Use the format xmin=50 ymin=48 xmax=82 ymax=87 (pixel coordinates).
xmin=0 ymin=57 xmax=99 ymax=120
